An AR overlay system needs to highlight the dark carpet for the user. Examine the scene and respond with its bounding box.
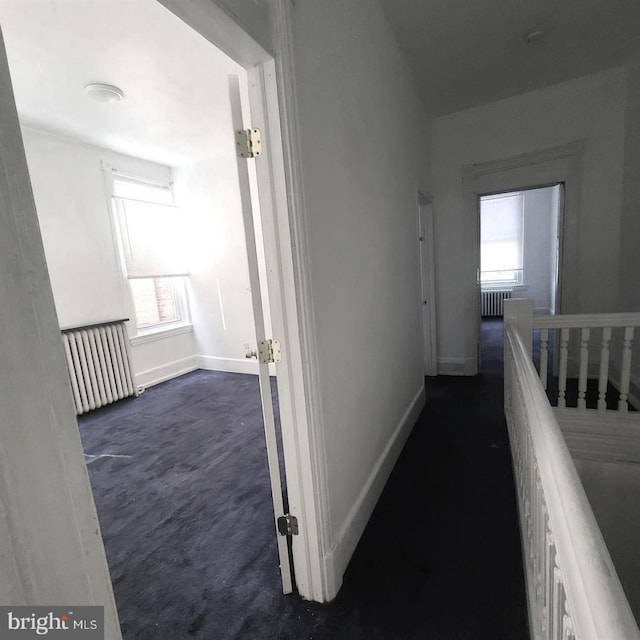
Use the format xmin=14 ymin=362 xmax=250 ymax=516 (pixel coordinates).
xmin=79 ymin=327 xmax=529 ymax=639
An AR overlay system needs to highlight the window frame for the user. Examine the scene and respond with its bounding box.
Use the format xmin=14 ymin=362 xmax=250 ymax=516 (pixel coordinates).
xmin=104 ymin=164 xmax=192 ymax=339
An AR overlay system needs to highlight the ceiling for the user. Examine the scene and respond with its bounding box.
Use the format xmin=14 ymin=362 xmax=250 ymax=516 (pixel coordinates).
xmin=379 ymin=0 xmax=640 ymax=116
xmin=2 ymin=0 xmax=639 ymax=159
xmin=0 ymin=0 xmax=244 ymax=166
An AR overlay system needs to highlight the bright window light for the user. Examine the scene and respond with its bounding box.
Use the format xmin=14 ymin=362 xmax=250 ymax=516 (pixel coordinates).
xmin=111 ymin=175 xmax=190 ymax=333
xmin=480 ymin=192 xmax=524 ymax=286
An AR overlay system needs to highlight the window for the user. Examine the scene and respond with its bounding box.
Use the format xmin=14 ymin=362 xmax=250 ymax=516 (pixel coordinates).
xmin=111 ymin=174 xmax=189 ymax=334
xmin=480 ymin=192 xmax=524 ymax=286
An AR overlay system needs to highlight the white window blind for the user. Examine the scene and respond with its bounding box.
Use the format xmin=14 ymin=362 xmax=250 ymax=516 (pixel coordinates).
xmin=113 ymin=176 xmax=174 ymax=205
xmin=115 ymin=198 xmax=188 ymax=279
xmin=480 ymin=192 xmax=524 ymax=283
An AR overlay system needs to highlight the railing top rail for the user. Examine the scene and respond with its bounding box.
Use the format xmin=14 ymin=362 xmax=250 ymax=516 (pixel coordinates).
xmin=505 ymin=323 xmax=640 ymax=639
xmin=533 ymin=311 xmax=640 ymax=329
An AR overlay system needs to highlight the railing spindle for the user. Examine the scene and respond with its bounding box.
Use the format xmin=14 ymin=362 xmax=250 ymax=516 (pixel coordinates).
xmin=558 ymin=328 xmax=569 ymax=408
xmin=598 ymin=327 xmax=611 ymax=412
xmin=618 ymin=326 xmax=634 ymax=412
xmin=540 ymin=328 xmax=549 ymax=389
xmin=577 ymin=328 xmax=590 ymax=409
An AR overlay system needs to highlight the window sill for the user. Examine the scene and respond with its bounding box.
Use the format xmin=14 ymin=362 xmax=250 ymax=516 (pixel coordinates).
xmin=481 ymin=283 xmax=521 ymax=290
xmin=131 ymin=323 xmax=193 ymax=346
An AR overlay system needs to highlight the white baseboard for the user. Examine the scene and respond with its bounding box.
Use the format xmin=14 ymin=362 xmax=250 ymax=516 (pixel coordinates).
xmin=199 ymin=355 xmax=258 ymax=375
xmin=438 ymin=357 xmax=476 ymax=376
xmin=198 ymin=355 xmax=276 ymax=376
xmin=135 ymin=355 xmax=199 ymax=389
xmin=322 ymin=384 xmax=426 ymax=600
xmin=136 ymin=355 xmax=276 ymax=389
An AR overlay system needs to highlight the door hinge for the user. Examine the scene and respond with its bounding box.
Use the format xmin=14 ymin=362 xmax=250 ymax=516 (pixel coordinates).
xmin=258 ymin=339 xmax=281 ymax=364
xmin=235 ymin=128 xmax=262 ymax=158
xmin=277 ymin=513 xmax=299 ymax=536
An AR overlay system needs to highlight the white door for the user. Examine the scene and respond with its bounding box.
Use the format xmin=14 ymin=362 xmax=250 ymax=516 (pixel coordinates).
xmin=228 ymin=75 xmax=294 ymax=593
xmin=418 ymin=201 xmax=438 ymax=376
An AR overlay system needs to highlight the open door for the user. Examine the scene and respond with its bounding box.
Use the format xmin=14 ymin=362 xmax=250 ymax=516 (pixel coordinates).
xmin=228 ymin=74 xmax=294 ymax=593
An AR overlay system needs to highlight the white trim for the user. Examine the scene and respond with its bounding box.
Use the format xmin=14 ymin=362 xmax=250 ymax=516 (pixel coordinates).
xmin=322 ymin=385 xmax=426 ymax=599
xmin=102 ymin=161 xmax=174 ymax=191
xmin=199 ymin=355 xmax=255 ymax=375
xmin=269 ymin=1 xmax=333 ymax=602
xmin=130 ymin=323 xmax=193 ymax=345
xmin=135 ymin=355 xmax=199 ymax=389
xmin=464 ymin=141 xmax=585 ymax=375
xmin=437 ymin=357 xmax=477 ymax=376
xmin=533 ymin=311 xmax=640 ymax=329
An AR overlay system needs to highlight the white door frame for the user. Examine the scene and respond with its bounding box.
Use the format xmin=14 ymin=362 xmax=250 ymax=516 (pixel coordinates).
xmin=417 ymin=195 xmax=438 ymax=376
xmin=462 ymin=141 xmax=585 ymax=375
xmin=158 ymin=0 xmax=331 ymax=601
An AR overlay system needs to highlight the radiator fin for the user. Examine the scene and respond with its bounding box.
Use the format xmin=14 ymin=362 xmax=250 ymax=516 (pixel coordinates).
xmin=482 ymin=289 xmax=513 ymax=317
xmin=62 ymin=320 xmax=136 ymax=415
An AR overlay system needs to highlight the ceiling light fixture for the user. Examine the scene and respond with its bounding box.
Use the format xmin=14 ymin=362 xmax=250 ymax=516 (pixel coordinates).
xmin=84 ymin=83 xmax=125 ymax=103
xmin=524 ymin=28 xmax=545 ymax=45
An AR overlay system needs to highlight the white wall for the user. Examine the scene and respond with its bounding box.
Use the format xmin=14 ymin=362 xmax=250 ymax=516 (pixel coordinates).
xmin=22 ymin=123 xmax=268 ymax=387
xmin=619 ymin=56 xmax=640 ymax=313
xmin=292 ymin=0 xmax=430 ymax=588
xmin=522 ymin=186 xmax=557 ymax=315
xmin=174 ymin=156 xmax=260 ymax=374
xmin=616 ymin=58 xmax=640 ymax=402
xmin=21 ymin=126 xmax=198 ymax=384
xmin=432 ymin=68 xmax=626 ymax=371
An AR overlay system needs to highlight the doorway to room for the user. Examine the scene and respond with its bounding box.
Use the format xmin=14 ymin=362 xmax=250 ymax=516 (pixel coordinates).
xmin=479 ymin=184 xmax=563 ymax=374
xmin=3 ymin=2 xmax=313 ymax=636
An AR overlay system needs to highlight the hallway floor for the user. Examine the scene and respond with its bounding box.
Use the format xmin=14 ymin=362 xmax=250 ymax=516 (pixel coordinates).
xmin=79 ymin=319 xmax=528 ymax=639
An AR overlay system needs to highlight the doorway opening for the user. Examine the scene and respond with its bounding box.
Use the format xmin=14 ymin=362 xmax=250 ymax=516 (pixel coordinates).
xmin=0 ymin=0 xmax=313 ymax=633
xmin=479 ymin=184 xmax=563 ymax=374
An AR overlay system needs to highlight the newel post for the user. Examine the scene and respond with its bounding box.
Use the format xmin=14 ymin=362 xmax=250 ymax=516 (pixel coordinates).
xmin=504 ymin=298 xmax=534 ymax=357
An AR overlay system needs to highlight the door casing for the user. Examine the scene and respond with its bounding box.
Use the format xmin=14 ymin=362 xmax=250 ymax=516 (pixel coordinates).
xmin=462 ymin=141 xmax=584 ymax=375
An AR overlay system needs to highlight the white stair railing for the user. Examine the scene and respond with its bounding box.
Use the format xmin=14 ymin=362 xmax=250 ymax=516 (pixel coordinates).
xmin=533 ymin=312 xmax=640 ymax=412
xmin=504 ymin=299 xmax=640 ymax=640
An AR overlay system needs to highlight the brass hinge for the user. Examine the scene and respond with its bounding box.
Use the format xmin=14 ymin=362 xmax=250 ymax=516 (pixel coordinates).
xmin=258 ymin=339 xmax=281 ymax=364
xmin=277 ymin=514 xmax=299 ymax=536
xmin=235 ymin=128 xmax=262 ymax=158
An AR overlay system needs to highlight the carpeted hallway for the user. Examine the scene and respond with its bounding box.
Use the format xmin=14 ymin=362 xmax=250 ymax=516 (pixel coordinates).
xmin=79 ymin=319 xmax=528 ymax=639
